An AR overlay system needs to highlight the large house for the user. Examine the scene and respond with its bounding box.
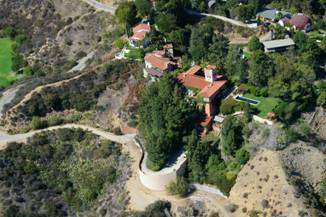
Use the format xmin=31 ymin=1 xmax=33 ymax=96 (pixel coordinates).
xmin=256 ymin=9 xmax=290 ymax=23
xmin=262 ymin=38 xmax=295 ymax=53
xmin=143 ymin=46 xmax=177 ymax=80
xmin=177 ymin=65 xmax=228 ymax=132
xmin=129 ymin=23 xmax=151 ymax=48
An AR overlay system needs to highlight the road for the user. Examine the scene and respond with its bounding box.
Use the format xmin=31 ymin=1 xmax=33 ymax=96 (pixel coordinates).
xmin=0 ymin=124 xmax=135 ymax=150
xmin=186 ymin=9 xmax=257 ymax=29
xmin=0 ymin=85 xmax=23 ymax=116
xmin=82 ymin=0 xmax=117 ymax=13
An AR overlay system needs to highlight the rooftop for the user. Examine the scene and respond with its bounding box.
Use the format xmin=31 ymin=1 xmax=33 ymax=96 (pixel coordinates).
xmin=177 ymin=65 xmax=227 ymax=98
xmin=256 ymin=9 xmax=290 ymax=20
xmin=144 ymin=51 xmax=176 ymax=71
xmin=262 ymin=38 xmax=295 ymax=49
xmin=130 ymin=23 xmax=150 ymax=41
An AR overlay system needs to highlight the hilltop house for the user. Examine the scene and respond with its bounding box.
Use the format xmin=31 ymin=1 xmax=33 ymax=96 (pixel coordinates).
xmin=177 ymin=65 xmax=228 ymax=132
xmin=262 ymin=38 xmax=295 ymax=53
xmin=129 ymin=23 xmax=151 ymax=48
xmin=256 ymin=9 xmax=290 ymax=23
xmin=143 ymin=45 xmax=177 ymax=80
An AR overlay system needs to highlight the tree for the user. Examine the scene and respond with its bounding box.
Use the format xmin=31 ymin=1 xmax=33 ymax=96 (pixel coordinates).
xmin=208 ymin=34 xmax=229 ymax=67
xmin=167 ymin=28 xmax=190 ymax=54
xmin=317 ymin=92 xmax=326 ymax=107
xmin=235 ymin=4 xmax=255 ymax=21
xmin=139 ymin=75 xmax=192 ymax=170
xmin=226 ymin=45 xmax=247 ymax=82
xmin=155 ymin=13 xmax=177 ymax=33
xmin=115 ymin=2 xmax=137 ymax=28
xmin=248 ymin=51 xmax=274 ymax=87
xmin=189 ymin=23 xmax=214 ymax=61
xmin=166 ymin=177 xmax=189 ymax=197
xmin=320 ymin=177 xmax=326 ymax=204
xmin=135 ymin=0 xmax=152 ymax=17
xmin=220 ymin=97 xmax=239 ymax=115
xmin=220 ymin=116 xmax=243 ymax=157
xmin=186 ymin=130 xmax=212 ymax=183
xmin=248 ymin=36 xmax=263 ymax=52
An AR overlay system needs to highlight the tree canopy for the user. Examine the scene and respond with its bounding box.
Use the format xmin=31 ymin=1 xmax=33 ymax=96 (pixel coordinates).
xmin=139 ymin=75 xmax=193 ymax=170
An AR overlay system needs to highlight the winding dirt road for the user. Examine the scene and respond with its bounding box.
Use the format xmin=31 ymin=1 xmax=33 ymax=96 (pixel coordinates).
xmin=0 ymin=124 xmax=232 ymax=216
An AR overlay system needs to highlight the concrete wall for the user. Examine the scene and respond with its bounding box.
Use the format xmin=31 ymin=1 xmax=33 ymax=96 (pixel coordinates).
xmin=134 ymin=138 xmax=187 ymax=191
xmin=139 ymin=159 xmax=187 ymax=191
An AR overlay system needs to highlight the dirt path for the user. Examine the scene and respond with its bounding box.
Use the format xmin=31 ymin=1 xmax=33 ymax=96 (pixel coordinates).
xmin=82 ymin=0 xmax=117 ymax=13
xmin=5 ymin=71 xmax=92 ymax=115
xmin=186 ymin=9 xmax=256 ymax=29
xmin=0 ymin=124 xmax=232 ymax=216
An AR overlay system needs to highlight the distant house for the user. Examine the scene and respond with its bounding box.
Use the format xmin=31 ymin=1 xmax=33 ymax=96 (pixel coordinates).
xmin=262 ymin=38 xmax=295 ymax=53
xmin=129 ymin=23 xmax=151 ymax=48
xmin=177 ymin=65 xmax=228 ymax=133
xmin=143 ymin=45 xmax=177 ymax=80
xmin=289 ymin=13 xmax=312 ymax=32
xmin=256 ymin=9 xmax=290 ymax=23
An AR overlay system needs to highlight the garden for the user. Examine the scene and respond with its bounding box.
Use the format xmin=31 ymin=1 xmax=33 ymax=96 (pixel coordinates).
xmin=0 ymin=38 xmax=17 ymax=87
xmin=243 ymin=93 xmax=281 ymax=118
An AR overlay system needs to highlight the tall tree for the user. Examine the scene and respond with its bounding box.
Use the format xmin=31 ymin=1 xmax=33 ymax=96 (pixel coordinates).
xmin=139 ymin=75 xmax=192 ymax=170
xmin=220 ymin=116 xmax=243 ymax=157
xmin=248 ymin=50 xmax=274 ymax=87
xmin=135 ymin=0 xmax=152 ymax=17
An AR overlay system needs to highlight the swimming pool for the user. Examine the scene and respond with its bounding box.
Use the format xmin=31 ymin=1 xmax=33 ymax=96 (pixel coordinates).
xmin=235 ymin=95 xmax=260 ymax=105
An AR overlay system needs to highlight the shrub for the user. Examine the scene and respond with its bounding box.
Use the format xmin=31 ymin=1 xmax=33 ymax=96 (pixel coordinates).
xmin=31 ymin=117 xmax=48 ymax=130
xmin=220 ymin=97 xmax=238 ymax=115
xmin=47 ymin=115 xmax=64 ymax=126
xmin=249 ymin=210 xmax=258 ymax=217
xmin=114 ymin=38 xmax=128 ymax=49
xmin=166 ymin=177 xmax=189 ymax=197
xmin=235 ymin=148 xmax=250 ymax=165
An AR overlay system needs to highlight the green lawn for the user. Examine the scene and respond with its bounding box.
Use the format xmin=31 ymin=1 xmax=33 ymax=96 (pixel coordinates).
xmin=0 ymin=38 xmax=16 ymax=87
xmin=243 ymin=93 xmax=281 ymax=118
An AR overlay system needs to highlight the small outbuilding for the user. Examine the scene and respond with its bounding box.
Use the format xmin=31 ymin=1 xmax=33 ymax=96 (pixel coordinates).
xmin=262 ymin=38 xmax=295 ymax=53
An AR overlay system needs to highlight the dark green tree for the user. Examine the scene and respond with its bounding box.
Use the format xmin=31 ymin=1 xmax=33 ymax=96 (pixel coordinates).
xmin=208 ymin=34 xmax=230 ymax=67
xmin=248 ymin=36 xmax=263 ymax=52
xmin=115 ymin=2 xmax=137 ymax=28
xmin=135 ymin=0 xmax=152 ymax=17
xmin=155 ymin=13 xmax=177 ymax=33
xmin=248 ymin=50 xmax=274 ymax=87
xmin=139 ymin=75 xmax=192 ymax=170
xmin=189 ymin=23 xmax=214 ymax=61
xmin=220 ymin=116 xmax=243 ymax=157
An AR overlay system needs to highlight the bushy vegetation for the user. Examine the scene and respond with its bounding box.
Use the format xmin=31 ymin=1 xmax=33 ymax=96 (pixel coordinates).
xmin=139 ymin=74 xmax=193 ymax=170
xmin=185 ymin=116 xmax=249 ymax=195
xmin=0 ymin=129 xmax=122 ymax=216
xmin=166 ymin=177 xmax=190 ymax=197
xmin=125 ymin=201 xmax=171 ymax=217
xmin=17 ymin=61 xmax=136 ymax=120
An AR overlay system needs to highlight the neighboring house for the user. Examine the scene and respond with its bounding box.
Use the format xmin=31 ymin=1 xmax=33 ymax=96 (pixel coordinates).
xmin=262 ymin=38 xmax=295 ymax=53
xmin=177 ymin=65 xmax=228 ymax=133
xmin=129 ymin=23 xmax=151 ymax=48
xmin=289 ymin=13 xmax=312 ymax=32
xmin=143 ymin=46 xmax=177 ymax=80
xmin=256 ymin=9 xmax=290 ymax=23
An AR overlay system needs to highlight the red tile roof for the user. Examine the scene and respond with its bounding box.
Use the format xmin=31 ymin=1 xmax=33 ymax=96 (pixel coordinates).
xmin=131 ymin=23 xmax=150 ymax=41
xmin=177 ymin=65 xmax=227 ymax=98
xmin=144 ymin=52 xmax=176 ymax=71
